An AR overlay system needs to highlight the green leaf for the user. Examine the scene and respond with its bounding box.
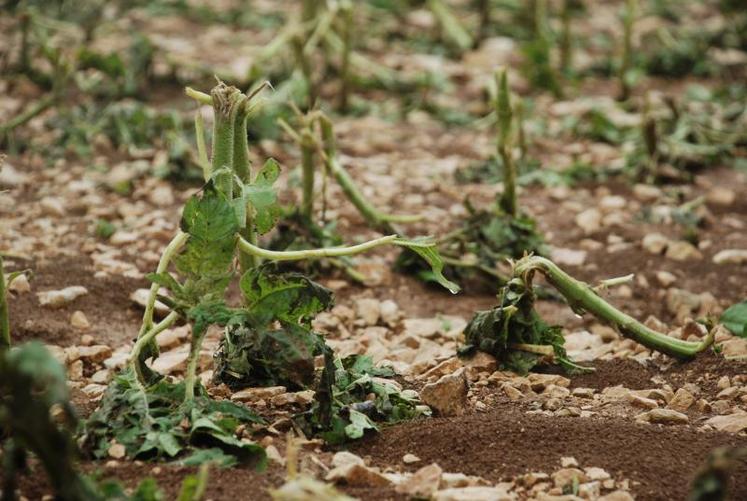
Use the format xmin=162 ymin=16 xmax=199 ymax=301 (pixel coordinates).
xmin=179 ymin=448 xmax=238 ymax=468
xmin=461 ymin=277 xmax=588 ymax=375
xmin=242 ymin=158 xmax=282 ymax=234
xmin=344 ymin=408 xmax=378 ymax=440
xmin=213 ymin=323 xmax=325 ymax=390
xmin=393 ymin=237 xmax=461 ymax=294
xmin=158 ymin=432 xmax=182 ymax=457
xmin=82 ymin=370 xmax=266 ymax=467
xmin=239 ymin=265 xmax=333 ymax=327
xmin=176 ymin=181 xmax=239 ymax=294
xmin=721 ymin=301 xmax=747 ymax=338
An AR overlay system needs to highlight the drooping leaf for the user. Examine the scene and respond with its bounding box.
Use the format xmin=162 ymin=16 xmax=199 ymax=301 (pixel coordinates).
xmin=393 ymin=237 xmax=461 ymax=294
xmin=242 ymin=158 xmax=282 ymax=234
xmin=212 ymin=322 xmax=326 ymax=390
xmin=240 ymin=264 xmax=333 ymax=327
xmin=460 ymin=277 xmax=588 ymax=375
xmin=721 ymin=300 xmax=747 ymax=338
xmin=297 ymin=354 xmax=429 ymax=444
xmin=82 ymin=369 xmax=265 ymax=467
xmin=175 ymin=181 xmax=240 ymax=304
xmin=1 ymin=343 xmax=100 ymax=500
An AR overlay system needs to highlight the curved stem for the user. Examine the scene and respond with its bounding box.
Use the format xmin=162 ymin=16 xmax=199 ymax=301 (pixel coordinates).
xmin=183 ymin=330 xmax=205 ymax=403
xmin=514 ymin=256 xmax=714 ymax=359
xmin=301 ymin=130 xmax=316 ymax=220
xmin=129 ymin=311 xmax=180 ymax=383
xmin=137 ymin=231 xmax=188 ymax=338
xmin=0 ymin=256 xmax=10 ymax=353
xmin=194 ymin=111 xmax=210 ymax=180
xmin=318 ymin=116 xmax=420 ymax=232
xmin=237 ymin=234 xmax=398 ymax=261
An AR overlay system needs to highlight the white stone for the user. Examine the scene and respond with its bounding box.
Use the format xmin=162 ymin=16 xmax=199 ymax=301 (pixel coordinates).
xmin=396 ymin=463 xmax=442 ymax=498
xmin=575 ymin=208 xmax=602 ymax=234
xmin=70 ymin=311 xmax=90 ymax=330
xmin=420 ymin=368 xmax=468 ymax=416
xmin=642 ymin=233 xmax=669 ymax=254
xmin=7 ymin=273 xmax=30 ymax=293
xmin=37 ymin=286 xmax=88 ymax=308
xmin=713 ymin=249 xmax=747 ymax=265
xmin=39 ymin=197 xmax=66 ymax=217
xmin=705 ymin=412 xmax=747 ymax=433
xmin=355 ymin=298 xmax=381 ymax=326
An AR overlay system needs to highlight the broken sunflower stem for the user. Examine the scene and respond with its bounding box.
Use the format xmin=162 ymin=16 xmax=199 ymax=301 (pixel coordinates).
xmin=301 ymin=128 xmax=316 ymax=220
xmin=137 ymin=231 xmax=189 ymax=338
xmin=237 ymin=234 xmax=398 ymax=261
xmin=318 ymin=115 xmax=421 ymax=231
xmin=496 ymin=69 xmax=517 ymax=217
xmin=619 ymin=0 xmax=637 ymax=101
xmin=513 ymin=256 xmax=714 ymax=359
xmin=183 ymin=330 xmax=205 ymax=403
xmin=129 ymin=310 xmax=180 ymax=382
xmin=0 ymin=255 xmax=10 ymax=353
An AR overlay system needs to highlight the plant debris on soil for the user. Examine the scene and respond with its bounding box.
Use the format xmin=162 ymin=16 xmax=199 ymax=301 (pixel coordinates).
xmin=2 ymin=0 xmax=747 ymax=500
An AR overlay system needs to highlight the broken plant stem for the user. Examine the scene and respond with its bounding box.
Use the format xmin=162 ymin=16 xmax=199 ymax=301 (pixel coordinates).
xmin=619 ymin=0 xmax=637 ymax=101
xmin=183 ymin=330 xmax=204 ymax=402
xmin=301 ymin=128 xmax=316 ymax=220
xmin=318 ymin=115 xmax=421 ymax=231
xmin=509 ymin=343 xmax=555 ymax=356
xmin=560 ymin=0 xmax=573 ymax=76
xmin=496 ymin=69 xmax=517 ymax=217
xmin=237 ymin=235 xmax=398 ymax=261
xmin=0 ymin=255 xmax=9 ymax=353
xmin=594 ymin=273 xmax=634 ymax=292
xmin=427 ymin=0 xmax=473 ymax=51
xmin=129 ymin=311 xmax=180 ymax=382
xmin=513 ymin=256 xmax=714 ymax=358
xmin=0 ymin=93 xmax=57 ymax=138
xmin=338 ymin=0 xmax=353 ymax=112
xmin=194 ymin=111 xmax=210 ymax=180
xmin=137 ymin=231 xmax=188 ymax=338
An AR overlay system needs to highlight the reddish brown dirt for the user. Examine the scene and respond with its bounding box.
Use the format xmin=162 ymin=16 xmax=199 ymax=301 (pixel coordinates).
xmin=351 ymin=407 xmax=747 ymax=501
xmin=6 ymin=256 xmax=146 ymax=347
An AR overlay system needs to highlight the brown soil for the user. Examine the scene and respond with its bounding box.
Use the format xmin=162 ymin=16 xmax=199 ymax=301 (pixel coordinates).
xmin=351 ymin=407 xmax=747 ymax=501
xmin=6 ymin=256 xmax=146 ymax=347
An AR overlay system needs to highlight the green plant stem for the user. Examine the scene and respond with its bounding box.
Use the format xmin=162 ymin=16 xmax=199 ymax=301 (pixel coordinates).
xmin=232 ymin=112 xmax=250 ymax=183
xmin=323 ymin=31 xmax=397 ymax=87
xmin=301 ymin=129 xmax=316 ymax=220
xmin=509 ymin=343 xmax=555 ymax=356
xmin=0 ymin=255 xmax=10 ymax=353
xmin=477 ymin=0 xmax=490 ymax=40
xmin=185 ymin=87 xmax=213 ymax=106
xmin=0 ymin=93 xmax=57 ymax=137
xmin=183 ymin=330 xmax=204 ymax=402
xmin=427 ymin=0 xmax=473 ymax=51
xmin=496 ymin=70 xmax=517 ymax=217
xmin=237 ymin=234 xmax=398 ymax=261
xmin=619 ymin=0 xmax=637 ymax=101
xmin=137 ymin=231 xmax=189 ymax=338
xmin=338 ymin=0 xmax=353 ymax=112
xmin=318 ymin=116 xmax=421 ymax=232
xmin=129 ymin=311 xmax=180 ymax=383
xmin=210 ymin=86 xmax=239 ymax=198
xmin=513 ymin=256 xmax=714 ymax=358
xmin=194 ymin=111 xmax=210 ymax=180
xmin=560 ymin=0 xmax=573 ymax=75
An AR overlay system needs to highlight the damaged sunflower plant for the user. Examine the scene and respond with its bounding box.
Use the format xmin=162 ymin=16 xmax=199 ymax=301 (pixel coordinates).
xmin=460 ymin=255 xmax=716 ymax=374
xmin=272 ymin=107 xmax=423 ymax=282
xmin=397 ymin=68 xmax=544 ymax=290
xmin=83 ymin=82 xmax=457 ymax=467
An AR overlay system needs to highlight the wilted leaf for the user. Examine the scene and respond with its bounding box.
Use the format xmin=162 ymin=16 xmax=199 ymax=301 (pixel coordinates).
xmin=721 ymin=300 xmax=747 ymax=337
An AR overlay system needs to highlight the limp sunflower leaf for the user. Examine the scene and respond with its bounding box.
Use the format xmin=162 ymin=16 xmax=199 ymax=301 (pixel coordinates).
xmin=393 ymin=237 xmax=461 ymax=294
